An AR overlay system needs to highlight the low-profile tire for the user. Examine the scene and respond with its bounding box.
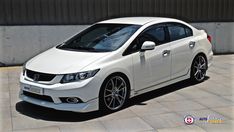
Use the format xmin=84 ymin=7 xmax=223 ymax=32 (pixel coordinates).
xmin=99 ymin=74 xmax=130 ymax=112
xmin=190 ymin=54 xmax=207 ymax=83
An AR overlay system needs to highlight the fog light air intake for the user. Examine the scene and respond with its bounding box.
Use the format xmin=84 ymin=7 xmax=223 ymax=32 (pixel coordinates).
xmin=60 ymin=97 xmax=83 ymax=104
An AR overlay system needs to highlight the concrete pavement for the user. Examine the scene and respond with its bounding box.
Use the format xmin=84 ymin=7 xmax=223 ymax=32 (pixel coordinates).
xmin=0 ymin=55 xmax=233 ymax=132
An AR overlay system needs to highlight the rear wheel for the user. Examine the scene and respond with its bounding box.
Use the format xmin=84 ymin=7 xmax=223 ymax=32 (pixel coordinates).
xmin=190 ymin=55 xmax=207 ymax=83
xmin=99 ymin=75 xmax=129 ymax=111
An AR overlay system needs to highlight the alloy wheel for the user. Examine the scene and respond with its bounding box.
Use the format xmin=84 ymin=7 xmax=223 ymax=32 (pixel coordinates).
xmin=193 ymin=55 xmax=207 ymax=82
xmin=103 ymin=76 xmax=127 ymax=110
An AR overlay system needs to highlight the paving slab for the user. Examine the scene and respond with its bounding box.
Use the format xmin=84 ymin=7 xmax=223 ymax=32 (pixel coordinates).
xmin=193 ymin=97 xmax=234 ymax=108
xmin=198 ymin=121 xmax=234 ymax=132
xmin=141 ymin=113 xmax=184 ymax=129
xmin=129 ymin=102 xmax=171 ymax=116
xmin=212 ymin=106 xmax=234 ymax=120
xmin=13 ymin=126 xmax=60 ymax=132
xmin=0 ymin=117 xmax=12 ymax=132
xmin=59 ymin=121 xmax=107 ymax=132
xmin=157 ymin=125 xmax=206 ymax=132
xmin=98 ymin=108 xmax=137 ymax=121
xmin=176 ymin=87 xmax=218 ymax=99
xmin=222 ymin=96 xmax=234 ymax=102
xmin=101 ymin=117 xmax=154 ymax=132
xmin=159 ymin=100 xmax=206 ymax=112
xmin=153 ymin=93 xmax=187 ymax=102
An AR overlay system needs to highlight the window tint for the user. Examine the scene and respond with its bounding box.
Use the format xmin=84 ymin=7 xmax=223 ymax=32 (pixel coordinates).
xmin=146 ymin=27 xmax=166 ymax=43
xmin=185 ymin=27 xmax=193 ymax=37
xmin=124 ymin=25 xmax=167 ymax=55
xmin=168 ymin=26 xmax=187 ymax=41
xmin=167 ymin=23 xmax=193 ymax=41
xmin=79 ymin=27 xmax=108 ymax=42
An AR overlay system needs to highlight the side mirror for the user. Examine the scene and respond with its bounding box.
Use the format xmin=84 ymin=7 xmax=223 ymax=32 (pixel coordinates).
xmin=140 ymin=41 xmax=155 ymax=51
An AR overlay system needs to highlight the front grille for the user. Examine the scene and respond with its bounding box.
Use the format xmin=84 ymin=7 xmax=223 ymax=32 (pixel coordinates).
xmin=23 ymin=91 xmax=54 ymax=102
xmin=26 ymin=69 xmax=56 ymax=81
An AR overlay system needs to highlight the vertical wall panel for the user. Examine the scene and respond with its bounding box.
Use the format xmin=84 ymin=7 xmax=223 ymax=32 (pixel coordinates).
xmin=67 ymin=0 xmax=75 ymax=24
xmin=228 ymin=0 xmax=233 ymax=20
xmin=88 ymin=0 xmax=95 ymax=23
xmin=81 ymin=0 xmax=88 ymax=23
xmin=26 ymin=0 xmax=34 ymax=24
xmin=0 ymin=0 xmax=6 ymax=24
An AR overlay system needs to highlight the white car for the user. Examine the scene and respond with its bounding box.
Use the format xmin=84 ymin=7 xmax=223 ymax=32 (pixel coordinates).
xmin=19 ymin=17 xmax=213 ymax=112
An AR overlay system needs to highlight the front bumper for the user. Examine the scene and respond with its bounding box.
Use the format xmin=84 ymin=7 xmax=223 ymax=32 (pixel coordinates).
xmin=19 ymin=73 xmax=102 ymax=112
xmin=19 ymin=93 xmax=98 ymax=112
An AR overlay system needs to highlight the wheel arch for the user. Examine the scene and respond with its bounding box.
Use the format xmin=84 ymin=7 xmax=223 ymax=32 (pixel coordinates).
xmin=99 ymin=72 xmax=131 ymax=99
xmin=190 ymin=52 xmax=208 ymax=79
xmin=98 ymin=72 xmax=131 ymax=111
xmin=191 ymin=52 xmax=208 ymax=67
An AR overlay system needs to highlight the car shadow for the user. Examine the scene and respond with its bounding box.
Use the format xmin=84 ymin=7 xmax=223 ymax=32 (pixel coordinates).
xmin=15 ymin=77 xmax=209 ymax=122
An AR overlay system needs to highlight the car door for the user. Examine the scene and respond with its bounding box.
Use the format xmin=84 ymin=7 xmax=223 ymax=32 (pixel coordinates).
xmin=124 ymin=24 xmax=171 ymax=92
xmin=167 ymin=23 xmax=194 ymax=79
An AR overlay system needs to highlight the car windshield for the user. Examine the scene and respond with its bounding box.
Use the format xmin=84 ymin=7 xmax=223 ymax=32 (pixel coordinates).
xmin=57 ymin=24 xmax=141 ymax=52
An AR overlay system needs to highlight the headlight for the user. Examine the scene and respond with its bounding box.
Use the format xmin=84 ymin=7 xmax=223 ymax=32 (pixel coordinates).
xmin=61 ymin=69 xmax=100 ymax=83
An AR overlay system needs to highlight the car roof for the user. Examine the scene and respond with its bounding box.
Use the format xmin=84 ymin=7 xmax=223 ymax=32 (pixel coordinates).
xmin=98 ymin=17 xmax=181 ymax=25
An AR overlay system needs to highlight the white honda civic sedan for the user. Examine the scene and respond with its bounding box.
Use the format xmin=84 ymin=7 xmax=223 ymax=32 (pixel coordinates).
xmin=19 ymin=17 xmax=213 ymax=112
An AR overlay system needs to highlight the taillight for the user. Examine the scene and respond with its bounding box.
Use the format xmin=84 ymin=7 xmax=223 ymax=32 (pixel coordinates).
xmin=207 ymin=35 xmax=212 ymax=43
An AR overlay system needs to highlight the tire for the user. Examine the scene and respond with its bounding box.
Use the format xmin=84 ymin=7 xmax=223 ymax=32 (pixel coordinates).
xmin=99 ymin=74 xmax=129 ymax=112
xmin=190 ymin=54 xmax=207 ymax=83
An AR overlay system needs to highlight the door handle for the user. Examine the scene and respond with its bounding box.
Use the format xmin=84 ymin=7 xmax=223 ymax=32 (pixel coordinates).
xmin=189 ymin=41 xmax=196 ymax=48
xmin=162 ymin=50 xmax=170 ymax=57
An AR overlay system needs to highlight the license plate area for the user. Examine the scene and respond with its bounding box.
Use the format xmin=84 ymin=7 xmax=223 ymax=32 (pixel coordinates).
xmin=23 ymin=85 xmax=43 ymax=95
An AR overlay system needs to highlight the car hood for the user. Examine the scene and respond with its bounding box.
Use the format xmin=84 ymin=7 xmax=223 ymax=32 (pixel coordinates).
xmin=26 ymin=47 xmax=110 ymax=74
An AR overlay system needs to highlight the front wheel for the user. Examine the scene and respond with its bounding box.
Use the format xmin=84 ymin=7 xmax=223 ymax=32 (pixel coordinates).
xmin=99 ymin=75 xmax=129 ymax=112
xmin=190 ymin=55 xmax=207 ymax=83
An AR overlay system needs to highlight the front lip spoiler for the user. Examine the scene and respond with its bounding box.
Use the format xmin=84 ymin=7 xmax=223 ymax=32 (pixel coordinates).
xmin=19 ymin=93 xmax=98 ymax=112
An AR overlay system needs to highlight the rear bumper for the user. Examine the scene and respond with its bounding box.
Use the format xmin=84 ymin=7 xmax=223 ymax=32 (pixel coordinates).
xmin=207 ymin=50 xmax=213 ymax=68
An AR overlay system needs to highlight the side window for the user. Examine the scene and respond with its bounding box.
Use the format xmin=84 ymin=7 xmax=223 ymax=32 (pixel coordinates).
xmin=167 ymin=23 xmax=193 ymax=41
xmin=123 ymin=25 xmax=167 ymax=55
xmin=145 ymin=27 xmax=166 ymax=44
xmin=185 ymin=27 xmax=193 ymax=37
xmin=168 ymin=25 xmax=187 ymax=41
